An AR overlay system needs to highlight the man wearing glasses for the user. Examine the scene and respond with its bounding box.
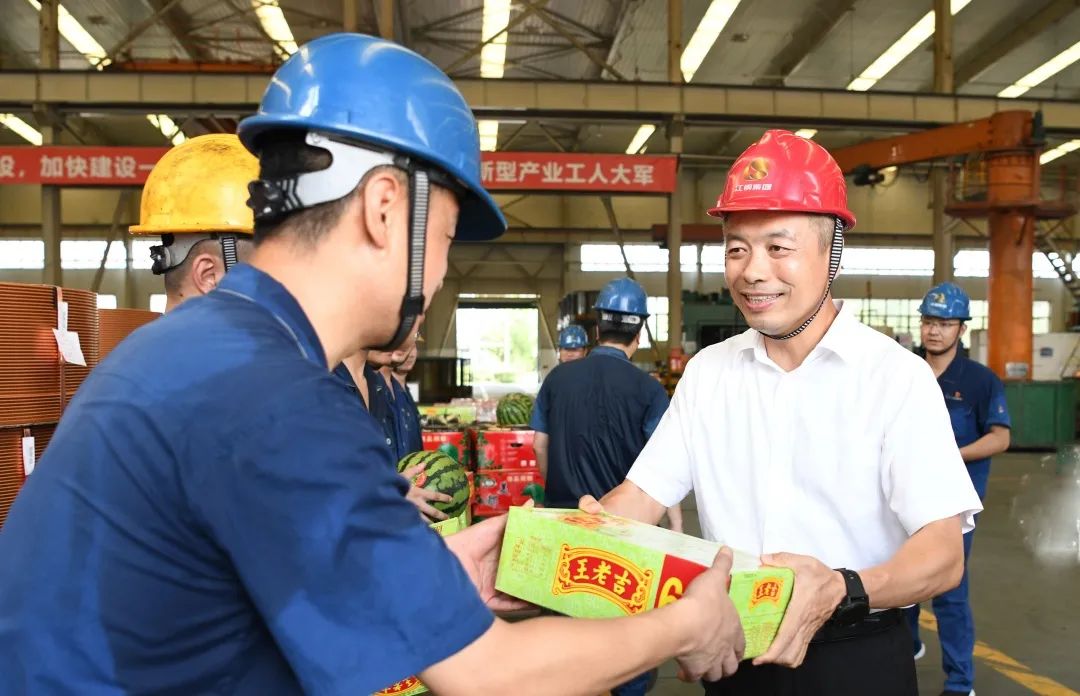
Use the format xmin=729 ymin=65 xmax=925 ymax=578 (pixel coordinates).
xmin=908 ymin=281 xmax=1011 ymax=696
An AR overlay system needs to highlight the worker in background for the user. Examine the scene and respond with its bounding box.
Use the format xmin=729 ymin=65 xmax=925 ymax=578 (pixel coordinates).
xmin=369 ymin=329 xmax=424 ymax=458
xmin=0 ymin=35 xmax=745 ymax=695
xmin=129 ymin=134 xmax=257 ymax=313
xmin=557 ymin=324 xmax=589 ymax=363
xmin=530 ymin=276 xmax=682 ymax=696
xmin=584 ymin=130 xmax=983 ymax=696
xmin=390 ymin=340 xmax=424 ymax=443
xmin=392 ymin=342 xmax=419 ymax=390
xmin=907 ymin=282 xmax=1011 ymax=696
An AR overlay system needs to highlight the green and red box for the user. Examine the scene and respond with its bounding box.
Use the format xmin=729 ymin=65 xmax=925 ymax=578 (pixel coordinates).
xmin=473 ymin=468 xmax=545 ymax=517
xmin=421 ymin=429 xmax=470 ymax=469
xmin=495 ymin=507 xmax=794 ymax=659
xmin=469 ymin=427 xmax=537 ymax=470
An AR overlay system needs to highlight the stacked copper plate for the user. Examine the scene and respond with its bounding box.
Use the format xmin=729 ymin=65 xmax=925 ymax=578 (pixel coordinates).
xmin=62 ymin=287 xmax=99 ymax=410
xmin=0 ymin=423 xmax=55 ymax=528
xmin=99 ymin=308 xmax=159 ymax=359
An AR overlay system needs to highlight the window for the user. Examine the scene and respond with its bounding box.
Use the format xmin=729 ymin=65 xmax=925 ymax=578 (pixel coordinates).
xmin=840 ymin=248 xmax=934 ymax=277
xmin=843 ymin=298 xmax=1052 ymax=336
xmin=700 ymin=244 xmax=726 ymax=273
xmin=0 ymin=240 xmax=45 ymax=269
xmin=638 ymin=296 xmax=669 ymax=349
xmin=131 ymin=240 xmax=157 ymax=270
xmin=96 ymin=294 xmax=117 ymax=309
xmin=954 ymin=250 xmax=1062 ymax=279
xmin=149 ymin=294 xmax=167 ymax=313
xmin=580 ymin=244 xmax=699 ymax=273
xmin=60 ymin=240 xmax=127 ymax=269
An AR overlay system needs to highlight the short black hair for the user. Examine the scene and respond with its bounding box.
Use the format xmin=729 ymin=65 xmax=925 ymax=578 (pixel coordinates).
xmin=597 ymin=319 xmax=642 ymax=347
xmin=253 ymin=131 xmax=409 ymax=247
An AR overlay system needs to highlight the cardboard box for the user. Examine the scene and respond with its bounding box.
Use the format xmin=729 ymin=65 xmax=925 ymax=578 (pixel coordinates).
xmin=421 ymin=429 xmax=471 ymax=469
xmin=473 ymin=467 xmax=545 ymax=517
xmin=494 ymin=507 xmax=793 ymax=659
xmin=418 ymin=405 xmax=477 ymax=427
xmin=470 ymin=427 xmax=537 ymax=469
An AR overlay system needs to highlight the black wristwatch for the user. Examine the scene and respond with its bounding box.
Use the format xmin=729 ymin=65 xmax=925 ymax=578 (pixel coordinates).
xmin=832 ymin=568 xmax=870 ymax=626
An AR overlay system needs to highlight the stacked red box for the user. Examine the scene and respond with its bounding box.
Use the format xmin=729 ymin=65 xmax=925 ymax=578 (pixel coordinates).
xmin=473 ymin=467 xmax=545 ymax=517
xmin=469 ymin=427 xmax=537 ymax=470
xmin=420 ymin=429 xmax=470 ymax=469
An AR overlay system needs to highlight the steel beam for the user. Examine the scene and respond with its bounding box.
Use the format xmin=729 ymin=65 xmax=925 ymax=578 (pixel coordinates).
xmin=4 ymin=72 xmax=1080 ymax=134
xmin=755 ymin=0 xmax=856 ymax=86
xmin=955 ymin=0 xmax=1080 ymax=87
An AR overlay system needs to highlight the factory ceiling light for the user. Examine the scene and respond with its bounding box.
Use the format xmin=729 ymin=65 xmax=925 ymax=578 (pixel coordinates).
xmin=25 ymin=0 xmax=186 ymax=145
xmin=846 ymin=0 xmax=972 ymax=92
xmin=477 ymin=0 xmax=512 ymax=151
xmin=1040 ymin=139 xmax=1080 ymax=165
xmin=252 ymin=0 xmax=298 ymax=58
xmin=998 ymin=40 xmax=1080 ymax=98
xmin=794 ymin=128 xmax=818 ymax=139
xmin=0 ymin=114 xmax=44 ymax=145
xmin=625 ymin=0 xmax=741 ymax=154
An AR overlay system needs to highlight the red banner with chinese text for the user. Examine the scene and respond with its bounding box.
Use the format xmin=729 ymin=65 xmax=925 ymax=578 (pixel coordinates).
xmin=0 ymin=147 xmax=678 ymax=193
xmin=481 ymin=152 xmax=676 ymax=193
xmin=0 ymin=147 xmax=169 ymax=186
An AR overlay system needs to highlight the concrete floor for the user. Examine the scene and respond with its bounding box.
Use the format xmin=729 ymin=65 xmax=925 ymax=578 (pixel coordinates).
xmin=650 ymin=452 xmax=1080 ymax=696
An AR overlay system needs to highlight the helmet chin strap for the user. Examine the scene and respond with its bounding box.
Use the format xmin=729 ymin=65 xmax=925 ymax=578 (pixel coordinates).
xmin=762 ymin=217 xmax=845 ymax=341
xmin=375 ymin=168 xmax=429 ymax=351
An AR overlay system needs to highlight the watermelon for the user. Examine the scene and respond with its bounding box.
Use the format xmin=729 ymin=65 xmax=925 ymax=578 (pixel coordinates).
xmin=496 ymin=392 xmax=534 ymax=426
xmin=397 ymin=450 xmax=470 ymax=518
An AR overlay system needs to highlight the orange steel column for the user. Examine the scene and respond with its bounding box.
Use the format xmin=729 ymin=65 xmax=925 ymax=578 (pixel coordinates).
xmin=986 ymin=147 xmax=1037 ymax=380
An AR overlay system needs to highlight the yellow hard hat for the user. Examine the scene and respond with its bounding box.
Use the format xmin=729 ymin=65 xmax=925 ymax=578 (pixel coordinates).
xmin=129 ymin=134 xmax=258 ymax=235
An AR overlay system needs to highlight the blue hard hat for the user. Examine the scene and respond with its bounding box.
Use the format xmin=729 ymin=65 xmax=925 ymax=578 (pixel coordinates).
xmin=594 ymin=277 xmax=649 ymax=318
xmin=559 ymin=325 xmax=588 ymax=349
xmin=237 ymin=33 xmax=506 ymax=242
xmin=919 ymin=282 xmax=971 ymax=321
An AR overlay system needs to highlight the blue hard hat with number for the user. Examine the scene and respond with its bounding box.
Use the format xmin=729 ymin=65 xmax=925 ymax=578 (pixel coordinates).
xmin=237 ymin=33 xmax=505 ymax=242
xmin=594 ymin=277 xmax=649 ymax=318
xmin=919 ymin=282 xmax=971 ymax=321
xmin=559 ymin=325 xmax=588 ymax=349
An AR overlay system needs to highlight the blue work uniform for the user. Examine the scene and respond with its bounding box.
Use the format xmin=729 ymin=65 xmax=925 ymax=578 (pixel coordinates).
xmin=389 ymin=376 xmax=423 ymax=454
xmin=530 ymin=345 xmax=668 ymax=696
xmin=906 ymin=354 xmax=1010 ymax=694
xmin=530 ymin=345 xmax=669 ymax=509
xmin=333 ymin=361 xmax=399 ymax=455
xmin=0 ymin=264 xmax=491 ymax=695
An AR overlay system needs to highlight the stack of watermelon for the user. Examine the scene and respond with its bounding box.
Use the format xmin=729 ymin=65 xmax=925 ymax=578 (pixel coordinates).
xmin=397 ymin=450 xmax=471 ymax=519
xmin=496 ymin=392 xmax=534 ymax=427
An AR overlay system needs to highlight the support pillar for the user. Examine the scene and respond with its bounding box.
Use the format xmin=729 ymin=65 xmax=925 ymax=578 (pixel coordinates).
xmin=343 ymin=0 xmax=358 ymax=32
xmin=931 ymin=0 xmax=954 ymax=284
xmin=667 ymin=118 xmax=684 ymax=351
xmin=986 ymin=145 xmax=1037 ymax=380
xmin=377 ymin=0 xmax=394 ymax=40
xmin=39 ymin=0 xmax=61 ymax=287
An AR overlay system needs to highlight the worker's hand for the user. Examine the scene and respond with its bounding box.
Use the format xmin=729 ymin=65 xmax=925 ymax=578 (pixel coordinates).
xmin=578 ymin=495 xmax=604 ymax=514
xmin=401 ymin=462 xmax=452 ymax=521
xmin=444 ymin=512 xmax=531 ymax=613
xmin=752 ymin=552 xmax=846 ymax=668
xmin=671 ymin=547 xmax=745 ymax=682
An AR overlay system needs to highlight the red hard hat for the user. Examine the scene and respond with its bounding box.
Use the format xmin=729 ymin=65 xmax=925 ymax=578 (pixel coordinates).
xmin=708 ymin=129 xmax=856 ymax=230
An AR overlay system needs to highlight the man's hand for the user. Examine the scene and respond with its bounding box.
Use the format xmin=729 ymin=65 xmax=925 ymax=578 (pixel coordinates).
xmin=672 ymin=547 xmax=745 ymax=682
xmin=752 ymin=552 xmax=846 ymax=668
xmin=401 ymin=462 xmax=452 ymax=521
xmin=444 ymin=506 xmax=532 ymax=612
xmin=578 ymin=495 xmax=604 ymax=514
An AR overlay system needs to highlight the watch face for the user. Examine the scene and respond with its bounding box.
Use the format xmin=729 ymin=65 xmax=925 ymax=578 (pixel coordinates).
xmin=837 ymin=600 xmax=870 ymax=626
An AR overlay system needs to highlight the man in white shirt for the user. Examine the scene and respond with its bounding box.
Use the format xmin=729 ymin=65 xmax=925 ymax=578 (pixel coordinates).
xmin=583 ymin=130 xmax=982 ymax=695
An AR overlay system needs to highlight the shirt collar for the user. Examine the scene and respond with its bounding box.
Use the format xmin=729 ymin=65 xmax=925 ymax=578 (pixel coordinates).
xmin=591 ymin=345 xmax=631 ymax=362
xmin=744 ymin=300 xmax=862 ymax=367
xmin=215 ymin=264 xmax=328 ymax=369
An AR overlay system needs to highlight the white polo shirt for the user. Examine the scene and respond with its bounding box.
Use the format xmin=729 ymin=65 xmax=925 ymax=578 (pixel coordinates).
xmin=627 ymin=301 xmax=983 ymax=570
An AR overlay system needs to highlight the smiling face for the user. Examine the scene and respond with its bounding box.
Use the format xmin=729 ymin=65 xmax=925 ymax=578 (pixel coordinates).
xmin=723 ymin=211 xmax=832 ymax=336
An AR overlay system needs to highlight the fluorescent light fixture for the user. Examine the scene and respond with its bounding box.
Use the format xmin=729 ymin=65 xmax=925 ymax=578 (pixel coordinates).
xmin=794 ymin=128 xmax=818 ymax=139
xmin=478 ymin=0 xmax=512 ymax=150
xmin=626 ymin=125 xmax=656 ymax=154
xmin=252 ymin=0 xmax=298 ymax=57
xmin=25 ymin=0 xmax=110 ymax=67
xmin=681 ymin=0 xmax=741 ymax=82
xmin=0 ymin=114 xmax=43 ymax=145
xmin=480 ymin=0 xmax=511 ymax=78
xmin=1040 ymin=140 xmax=1080 ymax=165
xmin=478 ymin=120 xmax=499 ymax=152
xmin=883 ymin=165 xmax=898 ymax=174
xmin=146 ymin=115 xmax=187 ymax=147
xmin=26 ymin=0 xmax=187 ymax=145
xmin=998 ymin=40 xmax=1080 ymax=98
xmin=847 ymin=0 xmax=972 ymax=91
